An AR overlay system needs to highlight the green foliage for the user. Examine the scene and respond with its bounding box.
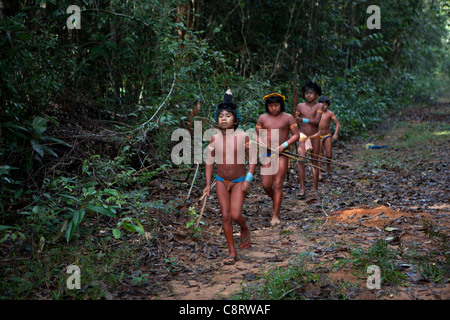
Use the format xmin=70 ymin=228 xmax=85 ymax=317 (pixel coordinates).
xmin=0 ymin=0 xmax=448 ymax=300
xmin=164 ymin=257 xmax=181 ymax=275
xmin=418 ymin=218 xmax=449 ymax=283
xmin=0 ymin=0 xmax=448 ymax=268
xmin=234 ymin=253 xmax=355 ymax=300
xmin=113 ymin=217 xmax=146 ymax=240
xmin=235 ymin=255 xmax=318 ymax=300
xmin=131 ymin=272 xmax=150 ymax=287
xmin=0 ymin=145 xmax=156 ymax=245
xmin=0 ymin=10 xmax=63 ymax=114
xmin=149 ymin=199 xmax=182 ymax=215
xmin=0 ymin=165 xmax=20 ymax=214
xmin=185 ymin=206 xmax=204 ymax=239
xmin=422 ymin=218 xmax=448 ymax=248
xmin=333 ymin=239 xmax=407 ymax=286
xmin=22 ymin=175 xmax=121 ymax=243
xmin=2 ymin=116 xmax=71 ymax=172
xmin=1 ymin=0 xmax=448 ymax=174
xmin=353 ymin=239 xmax=406 ymax=285
xmin=0 ymin=225 xmax=25 ymax=245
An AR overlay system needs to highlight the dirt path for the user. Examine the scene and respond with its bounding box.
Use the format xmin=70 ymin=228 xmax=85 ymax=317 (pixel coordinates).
xmin=159 ymin=102 xmax=450 ymax=300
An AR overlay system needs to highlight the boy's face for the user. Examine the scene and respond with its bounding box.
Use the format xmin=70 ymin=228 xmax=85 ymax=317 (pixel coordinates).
xmin=304 ymin=90 xmax=317 ymax=103
xmin=218 ymin=110 xmax=236 ymax=130
xmin=322 ymin=102 xmax=329 ymax=112
xmin=267 ymin=102 xmax=281 ymax=116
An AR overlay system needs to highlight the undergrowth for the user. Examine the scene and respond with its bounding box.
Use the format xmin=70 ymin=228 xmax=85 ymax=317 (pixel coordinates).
xmin=234 ymin=253 xmax=355 ymax=300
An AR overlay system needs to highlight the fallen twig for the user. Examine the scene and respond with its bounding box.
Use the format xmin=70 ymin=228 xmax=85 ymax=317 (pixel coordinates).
xmin=361 ymin=211 xmax=385 ymax=220
xmin=279 ymin=285 xmax=303 ymax=299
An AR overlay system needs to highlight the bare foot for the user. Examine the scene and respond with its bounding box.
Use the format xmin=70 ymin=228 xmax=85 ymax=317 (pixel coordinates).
xmin=309 ymin=189 xmax=319 ymax=199
xmin=297 ymin=189 xmax=306 ymax=199
xmin=240 ymin=226 xmax=251 ymax=249
xmin=270 ymin=218 xmax=281 ymax=226
xmin=223 ymin=255 xmax=237 ymax=265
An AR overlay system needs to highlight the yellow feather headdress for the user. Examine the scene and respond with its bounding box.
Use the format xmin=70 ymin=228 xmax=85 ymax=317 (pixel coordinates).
xmin=263 ymin=92 xmax=286 ymax=101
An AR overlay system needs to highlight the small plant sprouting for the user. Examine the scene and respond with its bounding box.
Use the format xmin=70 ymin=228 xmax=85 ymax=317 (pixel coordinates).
xmin=332 ymin=239 xmax=406 ymax=286
xmin=185 ymin=206 xmax=204 ymax=239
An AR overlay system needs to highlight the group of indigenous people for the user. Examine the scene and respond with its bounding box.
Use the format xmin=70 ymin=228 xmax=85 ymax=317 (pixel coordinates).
xmin=202 ymin=82 xmax=340 ymax=265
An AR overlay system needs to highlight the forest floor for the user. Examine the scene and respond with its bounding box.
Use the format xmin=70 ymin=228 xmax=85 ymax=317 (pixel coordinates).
xmin=1 ymin=100 xmax=449 ymax=301
xmin=156 ymin=100 xmax=449 ymax=300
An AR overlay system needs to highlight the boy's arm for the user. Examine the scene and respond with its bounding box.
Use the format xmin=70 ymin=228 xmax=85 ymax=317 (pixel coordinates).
xmin=309 ymin=131 xmax=320 ymax=139
xmin=245 ymin=135 xmax=257 ymax=175
xmin=255 ymin=115 xmax=265 ymax=146
xmin=296 ymin=103 xmax=323 ymax=125
xmin=287 ymin=115 xmax=300 ymax=145
xmin=294 ymin=104 xmax=302 ymax=123
xmin=308 ymin=104 xmax=323 ymax=125
xmin=276 ymin=115 xmax=299 ymax=154
xmin=331 ymin=113 xmax=340 ymax=141
xmin=242 ymin=135 xmax=256 ymax=193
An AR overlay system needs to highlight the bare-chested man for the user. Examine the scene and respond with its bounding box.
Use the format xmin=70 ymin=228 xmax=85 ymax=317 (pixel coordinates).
xmin=295 ymin=82 xmax=323 ymax=198
xmin=256 ymin=93 xmax=299 ymax=225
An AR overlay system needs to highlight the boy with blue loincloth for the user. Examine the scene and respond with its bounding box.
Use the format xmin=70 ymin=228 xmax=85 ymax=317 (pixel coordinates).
xmin=203 ymin=90 xmax=256 ymax=265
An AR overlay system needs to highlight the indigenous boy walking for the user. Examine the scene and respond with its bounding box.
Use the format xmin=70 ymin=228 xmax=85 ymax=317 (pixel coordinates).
xmin=256 ymin=93 xmax=299 ymax=226
xmin=295 ymin=82 xmax=323 ymax=198
xmin=203 ymin=90 xmax=256 ymax=265
xmin=317 ymin=96 xmax=340 ymax=180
